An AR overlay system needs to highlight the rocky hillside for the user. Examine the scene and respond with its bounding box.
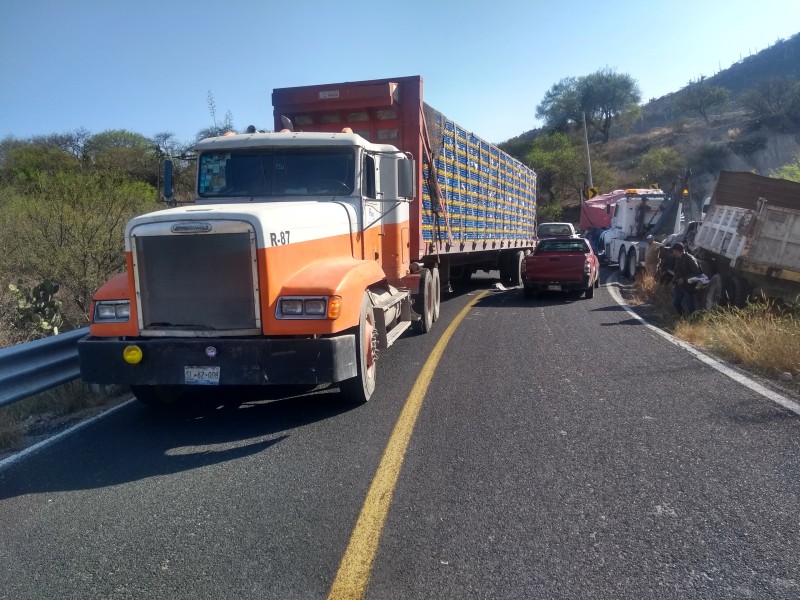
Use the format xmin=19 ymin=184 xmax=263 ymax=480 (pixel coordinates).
xmin=504 ymin=32 xmax=800 ymax=209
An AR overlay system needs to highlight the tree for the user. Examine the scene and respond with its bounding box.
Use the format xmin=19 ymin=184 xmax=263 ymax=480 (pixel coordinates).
xmin=637 ymin=147 xmax=684 ymax=189
xmin=535 ymin=77 xmax=581 ymax=133
xmin=525 ymin=132 xmax=615 ymax=207
xmin=84 ymin=129 xmax=160 ymax=184
xmin=0 ymin=170 xmax=157 ymax=320
xmin=536 ymin=69 xmax=641 ymax=142
xmin=740 ymin=77 xmax=800 ymax=131
xmin=771 ymin=154 xmax=800 ymax=182
xmin=674 ymin=78 xmax=731 ymax=124
xmin=0 ymin=138 xmax=79 ymax=187
xmin=43 ymin=128 xmax=92 ymax=160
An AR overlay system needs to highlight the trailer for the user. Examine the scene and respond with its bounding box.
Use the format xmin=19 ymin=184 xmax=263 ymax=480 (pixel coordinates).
xmin=692 ymin=171 xmax=800 ymax=308
xmin=271 ymin=76 xmax=537 ymax=289
xmin=77 ymin=76 xmax=537 ymax=405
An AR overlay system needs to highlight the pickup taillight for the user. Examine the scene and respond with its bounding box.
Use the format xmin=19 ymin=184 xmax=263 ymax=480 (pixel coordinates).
xmin=584 ymin=259 xmax=591 ymax=275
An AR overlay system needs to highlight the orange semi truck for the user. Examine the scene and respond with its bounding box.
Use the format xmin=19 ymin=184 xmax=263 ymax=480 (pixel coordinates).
xmin=78 ymin=76 xmax=537 ymax=404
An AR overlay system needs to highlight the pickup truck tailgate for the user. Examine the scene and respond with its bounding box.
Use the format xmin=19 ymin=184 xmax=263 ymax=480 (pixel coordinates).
xmin=525 ymin=254 xmax=587 ymax=282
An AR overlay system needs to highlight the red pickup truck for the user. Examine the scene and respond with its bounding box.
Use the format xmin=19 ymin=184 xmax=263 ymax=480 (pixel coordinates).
xmin=522 ymin=237 xmax=600 ymax=299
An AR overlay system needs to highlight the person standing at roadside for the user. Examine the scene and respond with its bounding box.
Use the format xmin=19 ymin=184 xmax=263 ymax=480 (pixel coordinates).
xmin=671 ymin=242 xmax=701 ymax=317
xmin=644 ymin=234 xmax=662 ymax=276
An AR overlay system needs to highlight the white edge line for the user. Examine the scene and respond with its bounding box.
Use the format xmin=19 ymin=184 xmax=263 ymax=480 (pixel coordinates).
xmin=0 ymin=398 xmax=134 ymax=471
xmin=605 ymin=275 xmax=800 ymax=417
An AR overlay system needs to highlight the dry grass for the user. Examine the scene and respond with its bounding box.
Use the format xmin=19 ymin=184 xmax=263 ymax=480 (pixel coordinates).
xmin=675 ymin=301 xmax=800 ymax=377
xmin=624 ymin=271 xmax=680 ymax=329
xmin=625 ymin=271 xmax=800 ymax=382
xmin=0 ymin=381 xmax=128 ymax=454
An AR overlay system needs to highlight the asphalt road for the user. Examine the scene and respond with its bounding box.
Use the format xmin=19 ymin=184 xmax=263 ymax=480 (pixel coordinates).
xmin=1 ymin=271 xmax=799 ymax=600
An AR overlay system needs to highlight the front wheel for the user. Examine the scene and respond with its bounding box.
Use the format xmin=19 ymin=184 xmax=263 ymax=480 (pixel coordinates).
xmin=339 ymin=293 xmax=377 ymax=404
xmin=130 ymin=385 xmax=188 ymax=407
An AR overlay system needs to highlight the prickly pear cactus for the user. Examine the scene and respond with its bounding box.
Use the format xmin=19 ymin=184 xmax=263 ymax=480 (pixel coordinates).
xmin=9 ymin=279 xmax=70 ymax=338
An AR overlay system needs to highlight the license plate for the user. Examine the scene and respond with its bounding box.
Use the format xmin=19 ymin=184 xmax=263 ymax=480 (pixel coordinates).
xmin=547 ymin=284 xmax=562 ymax=291
xmin=184 ymin=366 xmax=221 ymax=385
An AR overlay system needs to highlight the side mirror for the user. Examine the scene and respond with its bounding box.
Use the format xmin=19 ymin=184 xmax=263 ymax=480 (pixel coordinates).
xmin=398 ymin=159 xmax=415 ymax=201
xmin=163 ymin=159 xmax=173 ymax=201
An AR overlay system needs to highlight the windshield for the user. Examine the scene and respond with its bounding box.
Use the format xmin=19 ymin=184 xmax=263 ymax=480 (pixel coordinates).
xmin=536 ymin=239 xmax=590 ymax=253
xmin=198 ymin=147 xmax=356 ymax=198
xmin=538 ymin=224 xmax=573 ymax=237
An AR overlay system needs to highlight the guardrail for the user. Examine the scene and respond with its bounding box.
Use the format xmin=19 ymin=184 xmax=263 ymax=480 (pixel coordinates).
xmin=0 ymin=328 xmax=88 ymax=408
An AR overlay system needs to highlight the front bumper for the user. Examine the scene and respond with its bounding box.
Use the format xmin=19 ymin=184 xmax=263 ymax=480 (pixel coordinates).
xmin=78 ymin=335 xmax=357 ymax=386
xmin=523 ymin=275 xmax=591 ymax=293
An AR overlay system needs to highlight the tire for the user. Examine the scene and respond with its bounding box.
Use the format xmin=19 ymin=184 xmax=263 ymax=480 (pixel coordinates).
xmin=585 ymin=282 xmax=595 ymax=299
xmin=627 ymin=249 xmax=638 ymax=279
xmin=732 ymin=276 xmax=749 ymax=308
xmin=603 ymin=244 xmax=612 ymax=265
xmin=703 ymin=273 xmax=734 ymax=309
xmin=618 ymin=248 xmax=629 ymax=277
xmin=413 ymin=268 xmax=435 ymax=333
xmin=507 ymin=250 xmax=525 ymax=287
xmin=431 ymin=266 xmax=441 ymax=322
xmin=339 ymin=293 xmax=377 ymax=404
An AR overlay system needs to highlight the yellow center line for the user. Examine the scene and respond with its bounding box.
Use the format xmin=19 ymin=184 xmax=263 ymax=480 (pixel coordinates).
xmin=327 ymin=289 xmax=489 ymax=600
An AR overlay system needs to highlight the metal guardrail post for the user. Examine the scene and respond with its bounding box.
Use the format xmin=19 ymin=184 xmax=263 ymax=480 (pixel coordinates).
xmin=0 ymin=327 xmax=89 ymax=408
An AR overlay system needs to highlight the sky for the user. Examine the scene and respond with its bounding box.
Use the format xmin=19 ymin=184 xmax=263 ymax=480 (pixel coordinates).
xmin=1 ymin=0 xmax=799 ymax=147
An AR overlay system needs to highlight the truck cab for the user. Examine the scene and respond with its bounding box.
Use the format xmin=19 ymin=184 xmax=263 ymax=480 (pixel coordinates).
xmin=78 ymin=130 xmax=417 ymax=405
xmin=600 ymin=189 xmax=682 ymax=277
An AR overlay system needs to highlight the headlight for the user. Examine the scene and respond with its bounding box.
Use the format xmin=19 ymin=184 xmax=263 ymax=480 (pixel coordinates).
xmin=276 ymin=296 xmax=338 ymax=319
xmin=304 ymin=299 xmax=326 ymax=315
xmin=280 ymin=299 xmax=304 ymax=315
xmin=94 ymin=300 xmax=130 ymax=322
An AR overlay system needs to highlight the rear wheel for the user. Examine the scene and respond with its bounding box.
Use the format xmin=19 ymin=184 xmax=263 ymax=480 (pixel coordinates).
xmin=618 ymin=248 xmax=629 ymax=277
xmin=339 ymin=293 xmax=377 ymax=404
xmin=732 ymin=275 xmax=749 ymax=308
xmin=585 ymin=282 xmax=595 ymax=299
xmin=627 ymin=249 xmax=638 ymax=279
xmin=507 ymin=250 xmax=525 ymax=287
xmin=703 ymin=273 xmax=734 ymax=309
xmin=431 ymin=267 xmax=441 ymax=322
xmin=413 ymin=268 xmax=435 ymax=333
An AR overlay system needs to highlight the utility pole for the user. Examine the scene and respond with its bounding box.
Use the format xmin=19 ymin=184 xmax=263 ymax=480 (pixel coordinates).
xmin=583 ymin=112 xmax=593 ymax=189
